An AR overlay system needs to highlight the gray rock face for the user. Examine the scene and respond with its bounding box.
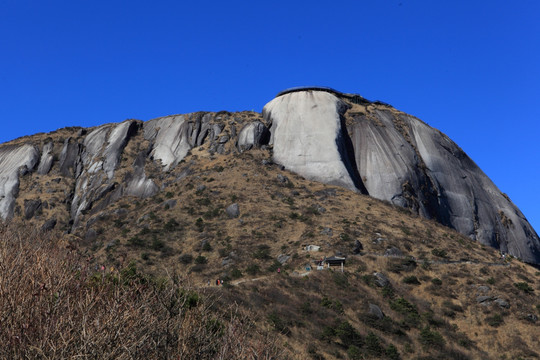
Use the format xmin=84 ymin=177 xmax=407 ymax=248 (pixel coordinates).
xmin=384 ymin=247 xmax=403 ymax=257
xmin=263 ymin=89 xmax=540 ymax=264
xmin=0 ymin=88 xmax=538 ymax=265
xmin=373 ymin=272 xmax=390 ymax=287
xmin=24 ymin=199 xmax=42 ymax=219
xmin=263 ymin=91 xmax=361 ymax=192
xmin=226 ymin=203 xmax=240 ymax=218
xmin=41 ymin=218 xmax=57 ymax=232
xmin=70 ymin=121 xmax=139 ymax=226
xmin=277 ymin=254 xmax=290 ymax=264
xmin=37 ymin=142 xmax=54 ymax=175
xmin=144 ymin=115 xmax=193 ymax=171
xmin=368 ymin=303 xmax=385 ymax=320
xmin=237 ymin=121 xmax=270 ymax=152
xmin=0 ymin=144 xmax=39 ymax=220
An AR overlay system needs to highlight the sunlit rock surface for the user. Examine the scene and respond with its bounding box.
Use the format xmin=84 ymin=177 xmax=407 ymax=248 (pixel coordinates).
xmin=0 ymin=144 xmax=39 ymax=219
xmin=263 ymin=91 xmax=360 ymax=192
xmin=263 ymin=88 xmax=540 ymax=264
xmin=0 ymin=88 xmax=538 ymax=264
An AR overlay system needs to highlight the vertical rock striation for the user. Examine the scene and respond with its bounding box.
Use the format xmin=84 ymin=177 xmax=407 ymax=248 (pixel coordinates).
xmin=263 ymin=91 xmax=361 ymax=192
xmin=263 ymin=88 xmax=540 ymax=264
xmin=0 ymin=144 xmax=39 ymax=219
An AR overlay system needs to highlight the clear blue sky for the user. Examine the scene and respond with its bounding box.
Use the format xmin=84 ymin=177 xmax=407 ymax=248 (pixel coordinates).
xmin=1 ymin=0 xmax=539 ymax=232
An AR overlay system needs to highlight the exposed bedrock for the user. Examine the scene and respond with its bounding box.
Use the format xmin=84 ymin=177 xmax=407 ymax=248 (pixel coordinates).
xmin=0 ymin=144 xmax=39 ymax=220
xmin=70 ymin=120 xmax=141 ymax=226
xmin=263 ymin=91 xmax=362 ymax=192
xmin=263 ymin=89 xmax=540 ymax=264
xmin=237 ymin=121 xmax=270 ymax=152
xmin=37 ymin=142 xmax=54 ymax=175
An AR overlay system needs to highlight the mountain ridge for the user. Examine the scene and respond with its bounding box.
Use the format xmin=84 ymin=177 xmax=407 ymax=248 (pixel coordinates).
xmin=1 ymin=88 xmax=538 ymax=265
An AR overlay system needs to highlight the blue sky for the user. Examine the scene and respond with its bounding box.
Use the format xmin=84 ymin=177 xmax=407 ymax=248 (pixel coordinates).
xmin=1 ymin=0 xmax=539 ymax=232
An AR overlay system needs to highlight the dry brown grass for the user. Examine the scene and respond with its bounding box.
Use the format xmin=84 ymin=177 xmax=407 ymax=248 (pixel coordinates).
xmin=0 ymin=223 xmax=282 ymax=359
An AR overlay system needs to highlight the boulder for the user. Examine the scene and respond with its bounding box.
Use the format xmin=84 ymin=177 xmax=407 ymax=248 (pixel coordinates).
xmin=41 ymin=218 xmax=57 ymax=232
xmin=277 ymin=254 xmax=290 ymax=264
xmin=476 ymin=295 xmax=493 ymax=305
xmin=24 ymin=199 xmax=43 ymax=219
xmin=237 ymin=121 xmax=270 ymax=152
xmin=384 ymin=247 xmax=403 ymax=257
xmin=37 ymin=142 xmax=54 ymax=175
xmin=352 ymin=240 xmax=363 ymax=254
xmin=373 ymin=272 xmax=390 ymax=287
xmin=305 ymin=245 xmax=321 ymax=252
xmin=226 ymin=203 xmax=240 ymax=218
xmin=368 ymin=303 xmax=385 ymax=320
xmin=321 ymin=228 xmax=333 ymax=237
xmin=494 ymin=298 xmax=510 ymax=309
xmin=162 ymin=199 xmax=177 ymax=209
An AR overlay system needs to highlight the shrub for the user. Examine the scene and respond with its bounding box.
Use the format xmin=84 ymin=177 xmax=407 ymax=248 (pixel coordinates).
xmin=431 ymin=278 xmax=443 ymax=286
xmin=486 ymin=314 xmax=504 ymax=327
xmin=128 ymin=236 xmax=145 ymax=247
xmin=385 ymin=344 xmax=400 ymax=360
xmin=332 ymin=272 xmax=349 ymax=288
xmin=267 ymin=260 xmax=281 ymax=273
xmin=335 ymin=321 xmax=363 ymax=348
xmin=179 ymin=254 xmax=193 ymax=264
xmin=195 ymin=255 xmax=208 ymax=264
xmin=365 ymin=332 xmax=384 ymax=356
xmin=419 ymin=326 xmax=445 ymax=349
xmin=431 ymin=248 xmax=448 ymax=258
xmin=253 ymin=244 xmax=271 ymax=259
xmin=246 ymin=264 xmax=260 ymax=275
xmin=195 ymin=217 xmax=205 ymax=232
xmin=403 ymin=275 xmax=420 ymax=285
xmin=347 ymin=345 xmax=362 ymax=360
xmin=390 ymin=297 xmax=420 ymax=328
xmin=267 ymin=312 xmax=290 ymax=335
xmin=0 ymin=224 xmax=283 ymax=359
xmin=514 ymin=282 xmax=534 ymax=294
xmin=300 ymin=301 xmax=313 ymax=315
xmin=151 ymin=237 xmax=165 ymax=251
xmin=230 ymin=268 xmax=242 ymax=279
xmin=202 ymin=241 xmax=212 ymax=252
xmin=164 ymin=219 xmax=180 ymax=232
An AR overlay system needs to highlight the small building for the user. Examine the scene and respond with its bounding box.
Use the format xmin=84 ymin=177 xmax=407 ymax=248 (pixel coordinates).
xmin=316 ymin=256 xmax=346 ymax=272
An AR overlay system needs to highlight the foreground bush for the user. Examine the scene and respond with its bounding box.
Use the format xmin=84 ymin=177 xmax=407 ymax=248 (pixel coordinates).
xmin=0 ymin=224 xmax=281 ymax=359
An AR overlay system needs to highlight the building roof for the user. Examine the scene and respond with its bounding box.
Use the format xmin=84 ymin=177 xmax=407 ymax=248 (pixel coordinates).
xmin=276 ymin=86 xmax=342 ymax=98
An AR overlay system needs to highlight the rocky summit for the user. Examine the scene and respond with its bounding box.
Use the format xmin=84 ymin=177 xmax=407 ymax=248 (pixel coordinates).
xmin=0 ymin=87 xmax=539 ymax=265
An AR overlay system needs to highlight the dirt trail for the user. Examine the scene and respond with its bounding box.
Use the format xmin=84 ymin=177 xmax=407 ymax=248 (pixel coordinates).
xmin=199 ymin=254 xmax=510 ymax=288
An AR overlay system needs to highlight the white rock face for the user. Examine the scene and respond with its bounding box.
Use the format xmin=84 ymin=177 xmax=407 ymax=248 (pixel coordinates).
xmin=237 ymin=121 xmax=269 ymax=152
xmin=37 ymin=142 xmax=54 ymax=175
xmin=263 ymin=91 xmax=358 ymax=191
xmin=71 ymin=121 xmax=138 ymax=224
xmin=262 ymin=89 xmax=540 ymax=264
xmin=0 ymin=144 xmax=39 ymax=219
xmin=144 ymin=115 xmax=192 ymax=171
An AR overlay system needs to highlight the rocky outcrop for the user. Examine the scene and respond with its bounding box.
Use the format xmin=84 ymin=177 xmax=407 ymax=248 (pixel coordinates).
xmin=65 ymin=120 xmax=142 ymax=228
xmin=237 ymin=121 xmax=270 ymax=152
xmin=37 ymin=142 xmax=54 ymax=175
xmin=0 ymin=88 xmax=537 ymax=264
xmin=0 ymin=144 xmax=39 ymax=219
xmin=263 ymin=88 xmax=540 ymax=264
xmin=263 ymin=91 xmax=361 ymax=192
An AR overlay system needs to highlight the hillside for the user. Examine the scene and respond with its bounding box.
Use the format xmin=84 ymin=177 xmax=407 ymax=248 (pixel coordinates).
xmin=1 ymin=137 xmax=539 ymax=359
xmin=1 ymin=89 xmax=539 ymax=359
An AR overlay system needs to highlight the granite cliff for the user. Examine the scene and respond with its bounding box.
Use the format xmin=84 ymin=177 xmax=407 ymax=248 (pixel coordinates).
xmin=0 ymin=87 xmax=538 ymax=265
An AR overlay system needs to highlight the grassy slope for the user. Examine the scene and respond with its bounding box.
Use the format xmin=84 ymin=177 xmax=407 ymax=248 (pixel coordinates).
xmin=2 ymin=109 xmax=540 ymax=359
